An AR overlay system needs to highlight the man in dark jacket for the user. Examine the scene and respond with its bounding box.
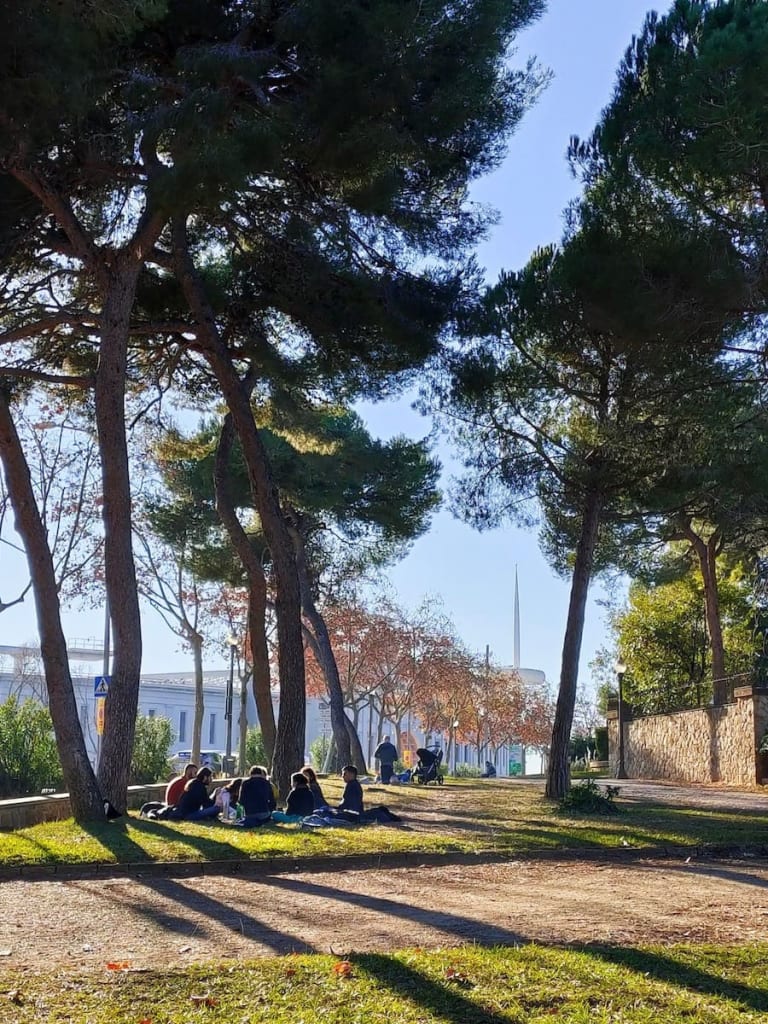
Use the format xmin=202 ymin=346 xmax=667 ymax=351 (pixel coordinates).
xmin=239 ymin=765 xmax=276 ymax=827
xmin=373 ymin=735 xmax=399 ymax=784
xmin=171 ymin=767 xmax=219 ymax=820
xmin=337 ymin=764 xmax=364 ymax=822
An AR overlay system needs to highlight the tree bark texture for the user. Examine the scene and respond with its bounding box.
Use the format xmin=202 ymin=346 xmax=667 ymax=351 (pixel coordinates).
xmin=344 ymin=712 xmax=368 ymax=773
xmin=173 ymin=221 xmax=305 ymax=799
xmin=289 ymin=522 xmax=353 ymax=768
xmin=679 ymin=520 xmax=728 ymax=703
xmin=0 ymin=392 xmax=104 ymax=821
xmin=95 ymin=267 xmax=144 ymax=809
xmin=214 ymin=415 xmax=276 ymax=760
xmin=545 ymin=489 xmax=603 ymax=799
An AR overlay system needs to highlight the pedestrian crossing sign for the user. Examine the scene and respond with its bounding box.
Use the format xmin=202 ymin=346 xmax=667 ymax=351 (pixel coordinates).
xmin=94 ymin=675 xmax=111 ymax=697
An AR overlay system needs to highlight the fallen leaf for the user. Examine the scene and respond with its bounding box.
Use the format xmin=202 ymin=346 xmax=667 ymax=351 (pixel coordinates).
xmin=332 ymin=960 xmax=354 ymax=977
xmin=7 ymin=990 xmax=23 ymax=1005
xmin=284 ymin=967 xmax=297 ymax=978
xmin=445 ymin=967 xmax=474 ymax=988
xmin=190 ymin=994 xmax=219 ymax=1007
xmin=105 ymin=961 xmax=132 ymax=971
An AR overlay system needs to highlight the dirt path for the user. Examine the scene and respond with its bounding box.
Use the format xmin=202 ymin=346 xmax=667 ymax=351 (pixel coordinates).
xmin=2 ymin=856 xmax=768 ymax=971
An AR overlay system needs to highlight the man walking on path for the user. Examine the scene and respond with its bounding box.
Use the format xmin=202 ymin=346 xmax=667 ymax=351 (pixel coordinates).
xmin=374 ymin=735 xmax=399 ymax=784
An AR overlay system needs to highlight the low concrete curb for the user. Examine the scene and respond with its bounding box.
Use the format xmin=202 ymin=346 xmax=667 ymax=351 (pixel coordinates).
xmin=3 ymin=843 xmax=768 ymax=884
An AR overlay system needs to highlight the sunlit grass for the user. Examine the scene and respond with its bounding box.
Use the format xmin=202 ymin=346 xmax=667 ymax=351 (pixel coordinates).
xmin=1 ymin=778 xmax=766 ymax=868
xmin=3 ymin=943 xmax=767 ymax=1023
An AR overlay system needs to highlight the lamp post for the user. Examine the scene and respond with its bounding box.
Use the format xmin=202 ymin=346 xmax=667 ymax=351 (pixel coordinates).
xmin=614 ymin=660 xmax=627 ymax=779
xmin=450 ymin=719 xmax=459 ymax=773
xmin=225 ymin=635 xmax=237 ymax=771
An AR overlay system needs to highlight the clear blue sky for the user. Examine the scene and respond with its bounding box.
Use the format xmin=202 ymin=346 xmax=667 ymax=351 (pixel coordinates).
xmin=1 ymin=0 xmax=658 ymax=690
xmin=360 ymin=0 xmax=657 ymax=689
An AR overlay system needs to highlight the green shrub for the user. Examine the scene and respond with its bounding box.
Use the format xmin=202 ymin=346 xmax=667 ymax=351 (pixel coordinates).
xmin=453 ymin=763 xmax=482 ymax=778
xmin=130 ymin=714 xmax=172 ymax=784
xmin=0 ymin=696 xmax=63 ymax=796
xmin=558 ymin=777 xmax=621 ymax=815
xmin=309 ymin=734 xmax=332 ymax=771
xmin=594 ymin=726 xmax=609 ymax=761
xmin=245 ymin=727 xmax=268 ymax=769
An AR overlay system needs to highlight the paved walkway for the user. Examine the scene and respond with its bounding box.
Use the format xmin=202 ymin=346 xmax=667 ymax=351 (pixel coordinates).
xmin=2 ymin=778 xmax=767 ymax=973
xmin=598 ymin=778 xmax=768 ymax=812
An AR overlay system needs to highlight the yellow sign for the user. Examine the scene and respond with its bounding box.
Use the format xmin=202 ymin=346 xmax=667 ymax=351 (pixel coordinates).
xmin=95 ymin=698 xmax=105 ymax=736
xmin=402 ymin=749 xmax=413 ymax=768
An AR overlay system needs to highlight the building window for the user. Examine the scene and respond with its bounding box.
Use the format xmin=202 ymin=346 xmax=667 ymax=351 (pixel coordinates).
xmin=208 ymin=713 xmax=216 ymax=745
xmin=178 ymin=710 xmax=187 ymax=744
xmin=147 ymin=709 xmax=156 ymax=718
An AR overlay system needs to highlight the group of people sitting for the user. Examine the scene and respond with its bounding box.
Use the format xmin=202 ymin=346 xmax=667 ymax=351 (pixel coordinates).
xmin=141 ymin=761 xmax=398 ymax=827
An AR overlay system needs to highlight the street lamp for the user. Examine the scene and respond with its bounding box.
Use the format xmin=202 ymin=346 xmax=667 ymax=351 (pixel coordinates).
xmin=614 ymin=660 xmax=627 ymax=779
xmin=450 ymin=719 xmax=459 ymax=773
xmin=225 ymin=635 xmax=238 ymax=771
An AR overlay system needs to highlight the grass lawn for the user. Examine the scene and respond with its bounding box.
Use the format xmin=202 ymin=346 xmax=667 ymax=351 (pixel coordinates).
xmin=2 ymin=943 xmax=767 ymax=1022
xmin=1 ymin=778 xmax=767 ymax=869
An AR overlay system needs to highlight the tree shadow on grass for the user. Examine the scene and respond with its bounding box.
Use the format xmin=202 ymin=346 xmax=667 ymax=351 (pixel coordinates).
xmin=79 ymin=817 xmax=247 ymax=864
xmin=579 ymin=945 xmax=768 ymax=1012
xmin=354 ymin=952 xmax=510 ymax=1024
xmin=622 ymin=800 xmax=768 ymax=831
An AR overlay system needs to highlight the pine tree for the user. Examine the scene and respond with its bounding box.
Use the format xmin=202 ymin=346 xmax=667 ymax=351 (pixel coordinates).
xmin=438 ymin=207 xmax=740 ymax=798
xmin=0 ymin=0 xmax=544 ymax=804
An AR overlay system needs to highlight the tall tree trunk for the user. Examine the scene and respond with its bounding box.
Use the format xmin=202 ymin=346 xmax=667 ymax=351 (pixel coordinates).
xmin=679 ymin=520 xmax=727 ymax=703
xmin=344 ymin=712 xmax=368 ymax=773
xmin=366 ymin=696 xmax=375 ymax=765
xmin=238 ymin=666 xmax=251 ymax=771
xmin=0 ymin=392 xmax=104 ymax=821
xmin=173 ymin=220 xmax=305 ymax=798
xmin=288 ymin=521 xmax=353 ymax=767
xmin=545 ymin=489 xmax=603 ymax=799
xmin=214 ymin=414 xmax=276 ymax=760
xmin=190 ymin=631 xmax=204 ymax=764
xmin=95 ymin=267 xmax=144 ymax=810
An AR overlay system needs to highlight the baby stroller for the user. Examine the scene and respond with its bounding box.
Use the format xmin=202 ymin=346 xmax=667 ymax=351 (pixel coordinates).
xmin=411 ymin=746 xmax=444 ymax=785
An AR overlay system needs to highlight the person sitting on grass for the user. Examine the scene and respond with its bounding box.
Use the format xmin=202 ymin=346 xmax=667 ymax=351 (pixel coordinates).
xmin=272 ymin=772 xmax=316 ymax=823
xmin=214 ymin=777 xmax=242 ymax=820
xmin=238 ymin=765 xmax=276 ymax=827
xmin=337 ymin=763 xmax=364 ymax=822
xmin=171 ymin=766 xmax=220 ymax=821
xmin=140 ymin=762 xmax=198 ymax=819
xmin=301 ymin=765 xmax=327 ymax=810
xmin=166 ymin=763 xmax=198 ymax=806
xmin=337 ymin=765 xmax=401 ymax=824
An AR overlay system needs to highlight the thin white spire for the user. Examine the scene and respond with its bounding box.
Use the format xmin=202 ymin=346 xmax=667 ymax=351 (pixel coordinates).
xmin=513 ymin=565 xmax=521 ymax=669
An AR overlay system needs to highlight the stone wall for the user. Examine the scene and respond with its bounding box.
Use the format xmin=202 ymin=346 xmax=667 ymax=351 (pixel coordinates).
xmin=0 ymin=783 xmax=167 ymax=830
xmin=607 ymin=687 xmax=768 ymax=786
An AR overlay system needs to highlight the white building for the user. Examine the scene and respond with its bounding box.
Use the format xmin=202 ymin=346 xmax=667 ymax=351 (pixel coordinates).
xmin=0 ymin=654 xmax=524 ymax=776
xmin=0 ymin=572 xmax=545 ymax=777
